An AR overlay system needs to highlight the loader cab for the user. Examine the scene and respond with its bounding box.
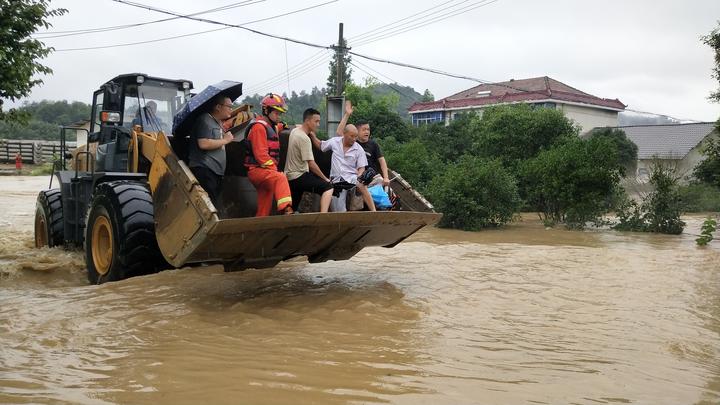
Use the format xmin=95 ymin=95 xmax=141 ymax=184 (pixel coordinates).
xmin=89 ymin=73 xmax=193 ymax=172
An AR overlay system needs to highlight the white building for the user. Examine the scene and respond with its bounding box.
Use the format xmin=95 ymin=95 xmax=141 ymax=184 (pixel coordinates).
xmin=409 ymin=76 xmax=625 ymax=134
xmin=609 ymin=122 xmax=718 ymax=183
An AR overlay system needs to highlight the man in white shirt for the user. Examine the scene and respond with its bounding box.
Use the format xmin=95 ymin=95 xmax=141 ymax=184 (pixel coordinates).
xmin=284 ymin=108 xmax=333 ymax=212
xmin=309 ymin=124 xmax=376 ymax=212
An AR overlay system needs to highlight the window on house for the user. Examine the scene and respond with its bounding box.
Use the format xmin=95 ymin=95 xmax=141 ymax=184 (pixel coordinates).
xmin=412 ymin=111 xmax=444 ymax=126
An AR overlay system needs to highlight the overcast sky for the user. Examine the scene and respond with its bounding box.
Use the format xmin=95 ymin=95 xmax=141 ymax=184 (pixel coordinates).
xmin=14 ymin=0 xmax=720 ymax=121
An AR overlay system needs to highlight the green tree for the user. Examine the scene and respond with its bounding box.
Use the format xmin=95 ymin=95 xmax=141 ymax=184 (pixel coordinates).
xmin=427 ymin=156 xmax=520 ymax=230
xmin=367 ymin=83 xmax=421 ymax=118
xmin=521 ymin=137 xmax=623 ymax=228
xmin=693 ymin=137 xmax=720 ymax=188
xmin=241 ymin=87 xmax=327 ymax=126
xmin=0 ymin=100 xmax=90 ymax=140
xmin=326 ymin=37 xmax=352 ymax=96
xmin=0 ymin=119 xmax=65 ymax=140
xmin=420 ymin=89 xmax=434 ymax=102
xmin=415 ymin=112 xmax=479 ymax=163
xmin=643 ymin=163 xmax=685 ymax=234
xmin=0 ymin=0 xmax=66 ymax=123
xmin=587 ymin=127 xmax=638 ymax=174
xmin=344 ymin=82 xmax=411 ymax=142
xmin=381 ymin=137 xmax=442 ymax=192
xmin=473 ymin=104 xmax=579 ymax=171
xmin=615 ymin=161 xmax=685 ymax=235
xmin=678 ymin=183 xmax=720 ymax=212
xmin=702 ymin=23 xmax=720 ymax=103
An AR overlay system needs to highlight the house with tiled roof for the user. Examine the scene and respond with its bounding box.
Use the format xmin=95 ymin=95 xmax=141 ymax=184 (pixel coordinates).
xmin=601 ymin=122 xmax=719 ymax=182
xmin=409 ymin=76 xmax=626 ymax=134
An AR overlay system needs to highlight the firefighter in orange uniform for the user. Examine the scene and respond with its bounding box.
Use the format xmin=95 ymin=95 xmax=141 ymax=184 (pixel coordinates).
xmin=244 ymin=93 xmax=293 ymax=216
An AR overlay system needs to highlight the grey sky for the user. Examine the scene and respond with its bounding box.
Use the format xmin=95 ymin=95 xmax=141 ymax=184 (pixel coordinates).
xmin=15 ymin=0 xmax=720 ymax=121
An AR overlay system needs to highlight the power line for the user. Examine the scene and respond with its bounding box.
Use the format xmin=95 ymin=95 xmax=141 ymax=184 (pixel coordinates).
xmin=33 ymin=0 xmax=263 ymax=39
xmin=53 ymin=0 xmax=337 ymax=52
xmin=246 ymin=52 xmax=333 ymax=95
xmin=52 ymin=0 xmax=512 ymax=93
xmin=350 ymin=62 xmax=416 ymax=102
xmin=348 ymin=0 xmax=466 ymax=42
xmin=108 ymin=0 xmax=334 ymax=50
xmin=350 ymin=59 xmax=418 ymax=102
xmin=243 ymin=49 xmax=329 ymax=94
xmin=246 ymin=49 xmax=327 ymax=91
xmin=353 ymin=0 xmax=499 ymax=47
xmin=349 ymin=50 xmax=531 ymax=93
xmin=54 ymin=27 xmax=230 ymax=51
xmin=349 ymin=50 xmax=485 ymax=83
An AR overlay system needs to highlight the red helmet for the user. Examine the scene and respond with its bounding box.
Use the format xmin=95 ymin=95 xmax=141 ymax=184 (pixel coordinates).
xmin=261 ymin=93 xmax=287 ymax=114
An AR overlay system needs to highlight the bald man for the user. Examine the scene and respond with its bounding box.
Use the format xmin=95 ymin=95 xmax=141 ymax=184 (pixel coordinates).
xmin=309 ymin=123 xmax=376 ymax=212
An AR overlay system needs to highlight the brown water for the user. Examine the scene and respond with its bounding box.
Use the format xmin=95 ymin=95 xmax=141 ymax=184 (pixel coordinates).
xmin=1 ymin=176 xmax=719 ymax=405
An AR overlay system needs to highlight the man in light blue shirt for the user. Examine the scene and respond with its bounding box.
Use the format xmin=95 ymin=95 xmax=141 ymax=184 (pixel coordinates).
xmin=309 ymin=124 xmax=376 ymax=212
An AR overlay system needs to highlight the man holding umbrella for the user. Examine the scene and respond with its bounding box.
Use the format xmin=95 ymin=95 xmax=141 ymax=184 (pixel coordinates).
xmin=187 ymin=95 xmax=234 ymax=212
xmin=173 ymin=80 xmax=243 ymax=216
xmin=243 ymin=93 xmax=293 ymax=216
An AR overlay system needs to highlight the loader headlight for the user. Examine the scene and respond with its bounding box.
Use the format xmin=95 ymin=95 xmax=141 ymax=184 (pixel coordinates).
xmin=100 ymin=111 xmax=121 ymax=123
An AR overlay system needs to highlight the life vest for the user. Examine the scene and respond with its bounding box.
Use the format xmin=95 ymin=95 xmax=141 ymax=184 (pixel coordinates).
xmin=243 ymin=117 xmax=283 ymax=169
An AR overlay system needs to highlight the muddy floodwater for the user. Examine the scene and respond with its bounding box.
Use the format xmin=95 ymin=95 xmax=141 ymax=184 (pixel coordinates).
xmin=1 ymin=175 xmax=719 ymax=405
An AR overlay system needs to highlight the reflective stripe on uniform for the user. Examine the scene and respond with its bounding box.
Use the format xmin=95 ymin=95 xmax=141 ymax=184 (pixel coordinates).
xmin=277 ymin=196 xmax=292 ymax=206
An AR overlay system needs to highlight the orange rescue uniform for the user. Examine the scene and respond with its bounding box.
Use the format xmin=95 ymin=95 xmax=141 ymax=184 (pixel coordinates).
xmin=245 ymin=118 xmax=292 ymax=216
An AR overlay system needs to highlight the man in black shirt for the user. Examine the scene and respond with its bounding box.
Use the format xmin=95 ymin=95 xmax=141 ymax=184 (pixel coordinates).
xmin=336 ymin=101 xmax=390 ymax=187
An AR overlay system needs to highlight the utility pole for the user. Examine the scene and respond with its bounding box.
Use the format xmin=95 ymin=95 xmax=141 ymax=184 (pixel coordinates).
xmin=336 ymin=22 xmax=344 ymax=96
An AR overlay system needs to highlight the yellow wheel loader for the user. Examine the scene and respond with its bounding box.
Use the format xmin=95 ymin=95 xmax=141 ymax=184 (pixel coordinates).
xmin=34 ymin=74 xmax=441 ymax=284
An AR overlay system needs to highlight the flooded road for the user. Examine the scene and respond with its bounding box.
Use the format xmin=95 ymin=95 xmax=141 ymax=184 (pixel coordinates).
xmin=1 ymin=176 xmax=719 ymax=404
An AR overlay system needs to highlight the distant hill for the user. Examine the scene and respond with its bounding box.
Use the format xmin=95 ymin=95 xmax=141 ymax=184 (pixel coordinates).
xmin=367 ymin=83 xmax=423 ymax=118
xmin=240 ymin=83 xmax=423 ymax=124
xmin=618 ymin=111 xmax=698 ymax=126
xmin=0 ymin=100 xmax=90 ymax=140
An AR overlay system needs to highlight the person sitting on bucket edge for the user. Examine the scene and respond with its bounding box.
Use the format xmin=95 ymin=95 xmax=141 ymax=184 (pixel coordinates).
xmin=284 ymin=108 xmax=333 ymax=213
xmin=308 ymin=123 xmax=376 ymax=212
xmin=243 ymin=93 xmax=293 ymax=216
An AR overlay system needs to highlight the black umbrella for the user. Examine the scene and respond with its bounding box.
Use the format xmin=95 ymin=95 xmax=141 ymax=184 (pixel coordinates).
xmin=172 ymin=80 xmax=243 ymax=137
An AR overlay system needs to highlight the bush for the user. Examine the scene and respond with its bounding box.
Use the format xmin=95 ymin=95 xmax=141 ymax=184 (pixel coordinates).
xmin=30 ymin=162 xmax=54 ymax=176
xmin=381 ymin=137 xmax=442 ymax=193
xmin=426 ymin=156 xmax=520 ymax=230
xmin=415 ymin=113 xmax=479 ymax=164
xmin=614 ymin=161 xmax=685 ymax=234
xmin=344 ymin=83 xmax=412 ymax=142
xmin=678 ymin=183 xmax=720 ymax=212
xmin=472 ymin=104 xmax=578 ymax=170
xmin=696 ymin=217 xmax=717 ymax=246
xmin=692 ymin=137 xmax=720 ymax=188
xmin=521 ymin=137 xmax=622 ymax=229
xmin=644 ymin=164 xmax=686 ymax=234
xmin=587 ymin=127 xmax=638 ymax=175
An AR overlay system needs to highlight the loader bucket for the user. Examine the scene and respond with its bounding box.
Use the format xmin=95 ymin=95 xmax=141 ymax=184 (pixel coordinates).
xmin=148 ymin=133 xmax=441 ymax=269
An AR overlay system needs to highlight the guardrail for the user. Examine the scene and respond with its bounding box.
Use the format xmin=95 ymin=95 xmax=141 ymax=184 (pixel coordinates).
xmin=0 ymin=139 xmax=77 ymax=164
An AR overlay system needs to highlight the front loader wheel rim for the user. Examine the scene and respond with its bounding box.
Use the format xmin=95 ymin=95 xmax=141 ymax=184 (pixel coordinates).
xmin=92 ymin=215 xmax=113 ymax=275
xmin=35 ymin=214 xmax=47 ymax=247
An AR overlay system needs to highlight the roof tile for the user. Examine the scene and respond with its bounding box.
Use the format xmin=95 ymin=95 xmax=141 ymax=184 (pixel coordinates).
xmin=409 ymin=76 xmax=626 ymax=112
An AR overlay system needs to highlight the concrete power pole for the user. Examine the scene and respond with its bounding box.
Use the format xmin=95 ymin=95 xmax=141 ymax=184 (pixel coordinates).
xmin=336 ymin=22 xmax=344 ymax=96
xmin=326 ymin=23 xmax=347 ymax=136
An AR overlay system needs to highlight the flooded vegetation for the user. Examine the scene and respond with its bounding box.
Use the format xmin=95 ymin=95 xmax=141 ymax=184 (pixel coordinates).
xmin=1 ymin=176 xmax=719 ymax=404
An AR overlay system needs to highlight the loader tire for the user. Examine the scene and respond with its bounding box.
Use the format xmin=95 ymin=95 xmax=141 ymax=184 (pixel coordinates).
xmin=35 ymin=189 xmax=64 ymax=248
xmin=85 ymin=180 xmax=167 ymax=284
